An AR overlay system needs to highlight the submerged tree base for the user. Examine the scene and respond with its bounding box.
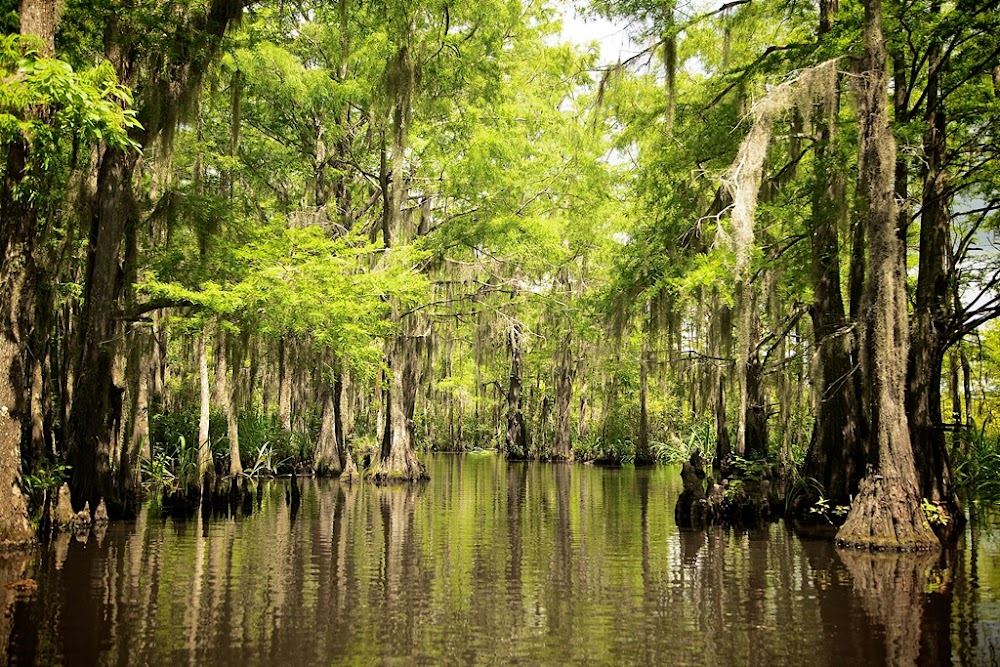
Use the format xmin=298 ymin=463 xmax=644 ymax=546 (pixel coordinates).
xmin=366 ymin=459 xmax=429 ymax=485
xmin=674 ymin=451 xmax=787 ymax=528
xmin=836 ymin=475 xmax=940 ymax=551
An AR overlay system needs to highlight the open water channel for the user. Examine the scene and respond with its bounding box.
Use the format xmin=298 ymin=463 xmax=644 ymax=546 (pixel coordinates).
xmin=2 ymin=454 xmax=999 ymax=665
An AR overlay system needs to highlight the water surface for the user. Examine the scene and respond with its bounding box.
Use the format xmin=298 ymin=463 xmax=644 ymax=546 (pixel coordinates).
xmin=3 ymin=454 xmax=999 ymax=665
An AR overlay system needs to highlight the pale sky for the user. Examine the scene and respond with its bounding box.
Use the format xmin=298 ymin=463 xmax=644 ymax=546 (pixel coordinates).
xmin=554 ymin=1 xmax=645 ymax=67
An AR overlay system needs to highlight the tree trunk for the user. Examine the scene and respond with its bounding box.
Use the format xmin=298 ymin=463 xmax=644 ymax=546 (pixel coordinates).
xmin=636 ymin=303 xmax=653 ymax=466
xmin=0 ymin=0 xmax=64 ymax=545
xmin=278 ymin=341 xmax=292 ymax=432
xmin=836 ymin=0 xmax=939 ymax=550
xmin=744 ymin=351 xmax=768 ymax=459
xmin=120 ymin=324 xmax=149 ymax=495
xmin=315 ymin=385 xmax=343 ymax=476
xmin=371 ymin=42 xmax=426 ymax=483
xmin=738 ymin=284 xmax=768 ymax=459
xmin=802 ymin=16 xmax=867 ymax=502
xmin=67 ymin=146 xmax=139 ymax=513
xmin=222 ymin=330 xmax=242 ymax=476
xmin=0 ymin=147 xmax=34 ymax=545
xmin=197 ymin=331 xmax=213 ymax=489
xmin=18 ymin=0 xmax=58 ymax=55
xmin=504 ymin=321 xmax=528 ymax=460
xmin=552 ymin=332 xmax=574 ymax=461
xmin=371 ymin=331 xmax=427 ymax=483
xmin=334 ymin=367 xmax=346 ymax=456
xmin=715 ymin=370 xmax=731 ymax=463
xmin=905 ymin=2 xmax=961 ymax=533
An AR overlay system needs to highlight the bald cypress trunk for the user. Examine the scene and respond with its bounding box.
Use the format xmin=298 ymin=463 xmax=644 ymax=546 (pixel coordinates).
xmin=552 ymin=331 xmax=574 ymax=461
xmin=636 ymin=303 xmax=653 ymax=466
xmin=505 ymin=322 xmax=529 ymax=460
xmin=373 ymin=330 xmax=427 ymax=483
xmin=278 ymin=342 xmax=293 ymax=432
xmin=802 ymin=0 xmax=867 ymax=505
xmin=221 ymin=330 xmax=242 ymax=476
xmin=905 ymin=2 xmax=962 ymax=534
xmin=371 ymin=43 xmax=426 ymax=483
xmin=836 ymin=0 xmax=938 ymax=550
xmin=315 ymin=384 xmax=343 ymax=476
xmin=0 ymin=2 xmax=62 ymax=542
xmin=197 ymin=331 xmax=214 ymax=490
xmin=0 ymin=116 xmax=35 ymax=549
xmin=67 ymin=146 xmax=138 ymax=512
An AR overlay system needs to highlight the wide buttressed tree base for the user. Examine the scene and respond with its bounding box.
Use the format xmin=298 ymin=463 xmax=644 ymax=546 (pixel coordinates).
xmin=368 ymin=334 xmax=429 ymax=485
xmin=836 ymin=475 xmax=939 ymax=550
xmin=835 ymin=0 xmax=938 ymax=552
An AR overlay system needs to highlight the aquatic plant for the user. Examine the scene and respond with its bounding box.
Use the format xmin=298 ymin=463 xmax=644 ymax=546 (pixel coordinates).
xmin=951 ymin=426 xmax=1000 ymax=503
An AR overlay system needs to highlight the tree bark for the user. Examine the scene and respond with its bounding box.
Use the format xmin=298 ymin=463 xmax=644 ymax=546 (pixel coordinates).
xmin=197 ymin=331 xmax=214 ymax=489
xmin=802 ymin=7 xmax=867 ymax=503
xmin=0 ymin=150 xmax=35 ymax=544
xmin=371 ymin=41 xmax=426 ymax=483
xmin=504 ymin=321 xmax=529 ymax=460
xmin=552 ymin=331 xmax=574 ymax=461
xmin=278 ymin=341 xmax=293 ymax=432
xmin=315 ymin=384 xmax=343 ymax=476
xmin=636 ymin=303 xmax=654 ymax=466
xmin=67 ymin=147 xmax=138 ymax=511
xmin=905 ymin=1 xmax=962 ymax=532
xmin=737 ymin=283 xmax=768 ymax=459
xmin=371 ymin=330 xmax=427 ymax=483
xmin=836 ymin=0 xmax=939 ymax=550
xmin=222 ymin=329 xmax=242 ymax=476
xmin=0 ymin=0 xmax=66 ymax=546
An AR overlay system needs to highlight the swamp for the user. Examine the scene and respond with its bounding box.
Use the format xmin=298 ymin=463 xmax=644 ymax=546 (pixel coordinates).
xmin=4 ymin=0 xmax=1000 ymax=663
xmin=4 ymin=455 xmax=1000 ymax=665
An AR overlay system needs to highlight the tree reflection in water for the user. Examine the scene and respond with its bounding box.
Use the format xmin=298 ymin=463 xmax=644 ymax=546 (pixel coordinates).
xmin=4 ymin=456 xmax=1000 ymax=665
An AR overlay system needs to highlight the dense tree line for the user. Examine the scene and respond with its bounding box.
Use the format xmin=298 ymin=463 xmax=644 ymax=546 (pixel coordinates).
xmin=2 ymin=0 xmax=999 ymax=551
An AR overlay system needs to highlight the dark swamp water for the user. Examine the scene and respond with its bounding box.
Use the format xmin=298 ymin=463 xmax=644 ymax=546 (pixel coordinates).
xmin=2 ymin=454 xmax=1000 ymax=665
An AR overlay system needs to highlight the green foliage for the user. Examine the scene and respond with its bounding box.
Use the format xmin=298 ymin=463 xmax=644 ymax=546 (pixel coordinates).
xmin=148 ymin=405 xmax=315 ymax=485
xmin=951 ymin=426 xmax=1000 ymax=503
xmin=921 ymin=498 xmax=951 ymax=527
xmin=141 ymin=452 xmax=178 ymax=493
xmin=808 ymin=496 xmax=851 ymax=524
xmin=21 ymin=459 xmax=71 ymax=512
xmin=728 ymin=455 xmax=768 ymax=481
xmin=0 ymin=35 xmax=140 ymax=158
xmin=574 ymin=435 xmax=636 ymax=466
xmin=243 ymin=443 xmax=278 ymax=478
xmin=785 ymin=475 xmax=825 ymax=513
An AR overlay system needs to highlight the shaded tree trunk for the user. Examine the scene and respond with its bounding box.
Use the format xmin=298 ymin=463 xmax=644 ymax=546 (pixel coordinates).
xmin=738 ymin=284 xmax=768 ymax=459
xmin=802 ymin=6 xmax=867 ymax=503
xmin=715 ymin=371 xmax=731 ymax=463
xmin=222 ymin=329 xmax=242 ymax=476
xmin=67 ymin=147 xmax=138 ymax=512
xmin=315 ymin=383 xmax=343 ymax=476
xmin=552 ymin=332 xmax=574 ymax=461
xmin=905 ymin=4 xmax=961 ymax=533
xmin=278 ymin=341 xmax=293 ymax=431
xmin=0 ymin=141 xmax=35 ymax=547
xmin=372 ymin=330 xmax=427 ymax=483
xmin=636 ymin=303 xmax=654 ymax=466
xmin=504 ymin=321 xmax=529 ymax=460
xmin=372 ymin=42 xmax=426 ymax=482
xmin=0 ymin=1 xmax=60 ymax=544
